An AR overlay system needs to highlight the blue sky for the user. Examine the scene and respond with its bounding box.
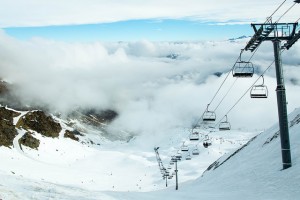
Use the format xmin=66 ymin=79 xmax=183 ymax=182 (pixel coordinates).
xmin=4 ymin=19 xmax=252 ymax=42
xmin=0 ymin=0 xmax=298 ymax=42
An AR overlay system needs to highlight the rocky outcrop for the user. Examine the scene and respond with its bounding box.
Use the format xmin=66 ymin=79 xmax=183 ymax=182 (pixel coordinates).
xmin=18 ymin=132 xmax=40 ymax=150
xmin=64 ymin=130 xmax=80 ymax=141
xmin=0 ymin=107 xmax=20 ymax=147
xmin=69 ymin=109 xmax=118 ymax=127
xmin=16 ymin=111 xmax=62 ymax=138
xmin=0 ymin=81 xmax=9 ymax=94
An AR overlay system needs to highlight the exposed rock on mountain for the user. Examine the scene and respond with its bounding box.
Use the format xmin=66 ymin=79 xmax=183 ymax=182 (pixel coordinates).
xmin=18 ymin=132 xmax=40 ymax=150
xmin=16 ymin=111 xmax=62 ymax=138
xmin=0 ymin=107 xmax=20 ymax=147
xmin=64 ymin=130 xmax=80 ymax=141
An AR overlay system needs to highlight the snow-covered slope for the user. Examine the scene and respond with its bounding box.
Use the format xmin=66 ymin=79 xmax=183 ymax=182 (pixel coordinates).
xmin=107 ymin=108 xmax=300 ymax=200
xmin=1 ymin=107 xmax=300 ymax=199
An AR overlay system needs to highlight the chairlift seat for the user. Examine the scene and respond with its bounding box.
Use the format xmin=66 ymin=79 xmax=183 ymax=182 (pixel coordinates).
xmin=250 ymin=85 xmax=268 ymax=98
xmin=202 ymin=111 xmax=216 ymax=121
xmin=186 ymin=155 xmax=192 ymax=160
xmin=189 ymin=132 xmax=200 ymax=141
xmin=219 ymin=122 xmax=231 ymax=131
xmin=232 ymin=61 xmax=254 ymax=78
xmin=181 ymin=146 xmax=189 ymax=151
xmin=192 ymin=149 xmax=200 ymax=155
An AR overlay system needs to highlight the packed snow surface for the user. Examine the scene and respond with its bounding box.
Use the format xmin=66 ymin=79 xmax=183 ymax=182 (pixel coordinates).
xmin=1 ymin=108 xmax=300 ymax=199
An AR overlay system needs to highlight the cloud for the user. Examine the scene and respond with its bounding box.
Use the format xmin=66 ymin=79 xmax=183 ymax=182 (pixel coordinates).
xmin=0 ymin=0 xmax=299 ymax=27
xmin=0 ymin=30 xmax=300 ymax=137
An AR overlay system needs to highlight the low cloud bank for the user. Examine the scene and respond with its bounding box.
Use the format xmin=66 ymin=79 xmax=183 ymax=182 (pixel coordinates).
xmin=1 ymin=31 xmax=300 ymax=135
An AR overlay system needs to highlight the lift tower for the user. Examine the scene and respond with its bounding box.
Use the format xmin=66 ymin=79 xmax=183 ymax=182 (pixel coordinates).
xmin=245 ymin=15 xmax=300 ymax=169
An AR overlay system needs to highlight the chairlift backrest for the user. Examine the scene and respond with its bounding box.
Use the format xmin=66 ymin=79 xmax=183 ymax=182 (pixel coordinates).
xmin=219 ymin=115 xmax=231 ymax=131
xmin=186 ymin=153 xmax=192 ymax=160
xmin=202 ymin=104 xmax=216 ymax=121
xmin=219 ymin=122 xmax=231 ymax=130
xmin=250 ymin=85 xmax=268 ymax=98
xmin=232 ymin=61 xmax=254 ymax=77
xmin=250 ymin=75 xmax=268 ymax=98
xmin=232 ymin=50 xmax=254 ymax=78
xmin=250 ymin=76 xmax=268 ymax=98
xmin=181 ymin=145 xmax=189 ymax=151
xmin=189 ymin=132 xmax=200 ymax=141
xmin=192 ymin=148 xmax=200 ymax=155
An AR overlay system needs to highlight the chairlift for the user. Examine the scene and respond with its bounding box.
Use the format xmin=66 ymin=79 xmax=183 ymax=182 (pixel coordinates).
xmin=181 ymin=144 xmax=189 ymax=152
xmin=202 ymin=104 xmax=216 ymax=121
xmin=168 ymin=176 xmax=173 ymax=179
xmin=232 ymin=50 xmax=254 ymax=77
xmin=219 ymin=115 xmax=231 ymax=131
xmin=250 ymin=75 xmax=268 ymax=98
xmin=189 ymin=131 xmax=200 ymax=141
xmin=192 ymin=147 xmax=200 ymax=155
xmin=170 ymin=161 xmax=174 ymax=165
xmin=186 ymin=153 xmax=192 ymax=160
xmin=175 ymin=152 xmax=182 ymax=159
xmin=203 ymin=135 xmax=212 ymax=148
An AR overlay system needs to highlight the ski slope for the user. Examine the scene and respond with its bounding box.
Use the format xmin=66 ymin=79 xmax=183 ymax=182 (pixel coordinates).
xmin=1 ymin=108 xmax=300 ymax=199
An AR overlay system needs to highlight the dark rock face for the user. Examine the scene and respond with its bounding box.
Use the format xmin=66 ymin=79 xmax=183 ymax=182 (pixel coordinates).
xmin=16 ymin=111 xmax=62 ymax=138
xmin=83 ymin=109 xmax=118 ymax=124
xmin=18 ymin=132 xmax=40 ymax=150
xmin=0 ymin=81 xmax=9 ymax=94
xmin=0 ymin=107 xmax=20 ymax=147
xmin=64 ymin=130 xmax=79 ymax=141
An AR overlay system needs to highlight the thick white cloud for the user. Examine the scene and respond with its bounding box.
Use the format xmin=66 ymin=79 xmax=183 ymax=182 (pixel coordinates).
xmin=0 ymin=30 xmax=300 ymax=136
xmin=0 ymin=0 xmax=299 ymax=27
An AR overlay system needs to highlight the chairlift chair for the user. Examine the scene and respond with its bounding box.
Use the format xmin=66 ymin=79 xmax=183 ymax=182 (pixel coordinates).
xmin=203 ymin=135 xmax=212 ymax=148
xmin=219 ymin=115 xmax=231 ymax=131
xmin=175 ymin=152 xmax=182 ymax=159
xmin=232 ymin=61 xmax=254 ymax=77
xmin=232 ymin=50 xmax=254 ymax=77
xmin=202 ymin=104 xmax=216 ymax=121
xmin=250 ymin=75 xmax=268 ymax=98
xmin=192 ymin=147 xmax=200 ymax=155
xmin=189 ymin=131 xmax=200 ymax=141
xmin=186 ymin=153 xmax=192 ymax=160
xmin=181 ymin=144 xmax=189 ymax=152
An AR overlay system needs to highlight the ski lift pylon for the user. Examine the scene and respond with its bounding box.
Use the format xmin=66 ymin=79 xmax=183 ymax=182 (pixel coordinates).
xmin=250 ymin=75 xmax=268 ymax=98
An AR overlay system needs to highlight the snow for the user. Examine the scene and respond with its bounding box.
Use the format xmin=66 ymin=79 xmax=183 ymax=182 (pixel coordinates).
xmin=1 ymin=108 xmax=300 ymax=199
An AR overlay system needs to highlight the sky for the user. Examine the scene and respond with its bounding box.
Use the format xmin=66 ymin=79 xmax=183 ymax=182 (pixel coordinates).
xmin=0 ymin=1 xmax=300 ymax=134
xmin=0 ymin=0 xmax=299 ymax=41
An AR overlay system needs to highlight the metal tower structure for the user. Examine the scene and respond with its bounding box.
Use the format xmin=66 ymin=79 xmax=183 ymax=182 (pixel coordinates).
xmin=245 ymin=16 xmax=299 ymax=169
xmin=154 ymin=147 xmax=168 ymax=186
